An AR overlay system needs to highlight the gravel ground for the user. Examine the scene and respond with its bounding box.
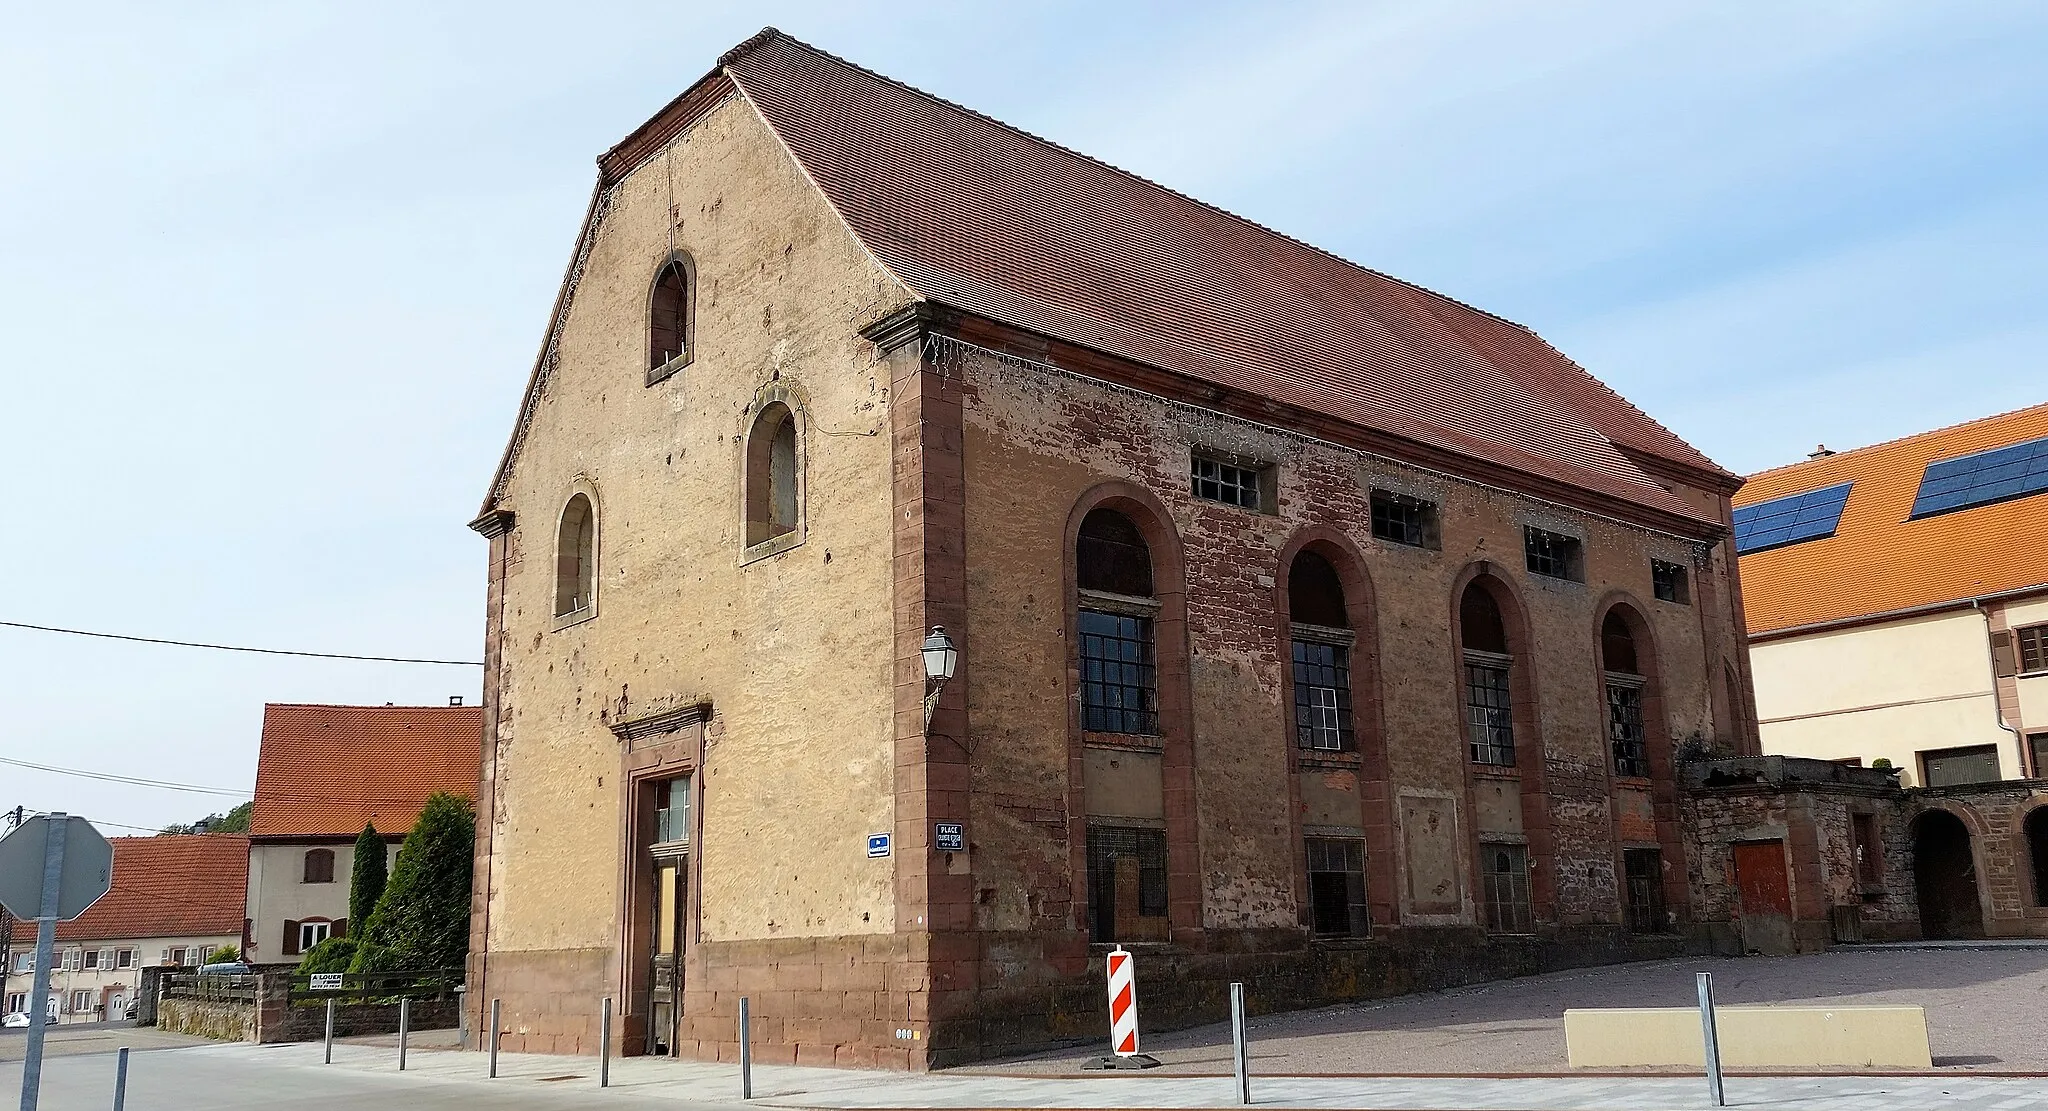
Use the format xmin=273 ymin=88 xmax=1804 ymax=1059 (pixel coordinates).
xmin=970 ymin=946 xmax=2048 ymax=1075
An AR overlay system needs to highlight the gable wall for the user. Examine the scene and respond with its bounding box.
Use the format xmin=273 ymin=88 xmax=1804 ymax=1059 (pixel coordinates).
xmin=481 ymin=89 xmax=912 ymax=980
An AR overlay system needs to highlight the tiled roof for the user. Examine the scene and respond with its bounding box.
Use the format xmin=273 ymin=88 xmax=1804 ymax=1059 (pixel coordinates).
xmin=249 ymin=704 xmax=482 ymax=838
xmin=53 ymin=835 xmax=247 ymax=943
xmin=1735 ymin=403 xmax=2048 ymax=636
xmin=508 ymin=30 xmax=1730 ymax=531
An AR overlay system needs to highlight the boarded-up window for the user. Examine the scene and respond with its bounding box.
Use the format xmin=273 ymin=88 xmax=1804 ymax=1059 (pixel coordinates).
xmin=1922 ymin=745 xmax=2000 ymax=787
xmin=647 ymin=258 xmax=692 ymax=378
xmin=1086 ymin=825 xmax=1168 ymax=942
xmin=744 ymin=403 xmax=801 ymax=547
xmin=1623 ymin=848 xmax=1667 ymax=933
xmin=1852 ymin=812 xmax=1884 ymax=887
xmin=303 ymin=848 xmax=335 ymax=884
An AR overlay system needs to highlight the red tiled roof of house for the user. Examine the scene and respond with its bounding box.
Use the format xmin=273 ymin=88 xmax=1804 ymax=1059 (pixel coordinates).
xmin=714 ymin=31 xmax=1729 ymax=523
xmin=54 ymin=835 xmax=247 ymax=943
xmin=1735 ymin=402 xmax=2048 ymax=635
xmin=248 ymin=703 xmax=482 ymax=838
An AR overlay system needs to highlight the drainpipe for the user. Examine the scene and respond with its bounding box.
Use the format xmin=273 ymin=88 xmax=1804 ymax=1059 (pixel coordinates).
xmin=1972 ymin=600 xmax=2028 ymax=778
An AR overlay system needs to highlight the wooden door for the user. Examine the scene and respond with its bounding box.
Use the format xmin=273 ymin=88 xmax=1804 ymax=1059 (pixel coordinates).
xmin=1733 ymin=840 xmax=1794 ymax=955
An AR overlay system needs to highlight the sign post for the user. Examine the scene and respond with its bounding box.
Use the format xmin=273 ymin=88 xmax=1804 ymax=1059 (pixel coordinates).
xmin=0 ymin=814 xmax=115 ymax=1111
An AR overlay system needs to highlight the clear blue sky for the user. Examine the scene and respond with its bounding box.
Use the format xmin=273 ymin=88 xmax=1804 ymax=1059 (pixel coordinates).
xmin=3 ymin=2 xmax=2043 ymax=833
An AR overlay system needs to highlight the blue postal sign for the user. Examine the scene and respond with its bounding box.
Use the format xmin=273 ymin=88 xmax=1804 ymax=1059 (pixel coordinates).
xmin=867 ymin=833 xmax=892 ymax=858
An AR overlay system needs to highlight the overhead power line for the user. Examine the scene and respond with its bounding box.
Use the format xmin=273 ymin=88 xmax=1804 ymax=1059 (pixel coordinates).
xmin=0 ymin=620 xmax=483 ymax=666
xmin=0 ymin=757 xmax=250 ymax=797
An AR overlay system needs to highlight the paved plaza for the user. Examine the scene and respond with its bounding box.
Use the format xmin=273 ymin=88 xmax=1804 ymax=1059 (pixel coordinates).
xmin=6 ymin=947 xmax=2047 ymax=1110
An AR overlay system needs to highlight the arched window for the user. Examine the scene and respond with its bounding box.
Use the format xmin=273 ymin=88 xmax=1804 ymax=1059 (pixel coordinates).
xmin=302 ymin=849 xmax=334 ymax=885
xmin=647 ymin=257 xmax=693 ymax=381
xmin=2028 ymin=808 xmax=2048 ymax=908
xmin=1603 ymin=611 xmax=1648 ymax=777
xmin=744 ymin=403 xmax=800 ymax=547
xmin=1076 ymin=508 xmax=1156 ymax=734
xmin=1289 ymin=550 xmax=1353 ymax=752
xmin=555 ymin=493 xmax=596 ymax=617
xmin=1459 ymin=585 xmax=1514 ymax=766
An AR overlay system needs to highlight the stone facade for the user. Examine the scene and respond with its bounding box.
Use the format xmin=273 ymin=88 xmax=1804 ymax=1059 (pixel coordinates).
xmin=467 ymin=42 xmax=1765 ymax=1070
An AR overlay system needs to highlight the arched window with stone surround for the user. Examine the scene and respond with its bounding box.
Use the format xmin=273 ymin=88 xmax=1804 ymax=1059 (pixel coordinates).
xmin=1459 ymin=585 xmax=1515 ymax=767
xmin=1602 ymin=610 xmax=1648 ymax=777
xmin=744 ymin=403 xmax=800 ymax=548
xmin=1076 ymin=508 xmax=1157 ymax=735
xmin=647 ymin=255 xmax=694 ymax=383
xmin=555 ymin=493 xmax=596 ymax=617
xmin=1288 ymin=549 xmax=1354 ymax=753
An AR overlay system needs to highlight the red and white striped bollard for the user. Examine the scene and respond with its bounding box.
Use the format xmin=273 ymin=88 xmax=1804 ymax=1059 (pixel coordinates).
xmin=1107 ymin=945 xmax=1139 ymax=1056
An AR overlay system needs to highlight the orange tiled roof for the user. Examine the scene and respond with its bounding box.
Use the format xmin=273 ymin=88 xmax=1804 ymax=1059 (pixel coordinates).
xmin=249 ymin=703 xmax=482 ymax=838
xmin=1735 ymin=403 xmax=2048 ymax=636
xmin=53 ymin=835 xmax=247 ymax=943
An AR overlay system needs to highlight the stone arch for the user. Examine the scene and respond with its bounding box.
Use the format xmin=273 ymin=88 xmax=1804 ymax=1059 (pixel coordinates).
xmin=1594 ymin=593 xmax=1686 ymax=931
xmin=1063 ymin=482 xmax=1198 ymax=942
xmin=1275 ymin=526 xmax=1392 ymax=931
xmin=1912 ymin=807 xmax=1987 ymax=939
xmin=1448 ymin=561 xmax=1551 ymax=929
xmin=2022 ymin=802 xmax=2048 ymax=909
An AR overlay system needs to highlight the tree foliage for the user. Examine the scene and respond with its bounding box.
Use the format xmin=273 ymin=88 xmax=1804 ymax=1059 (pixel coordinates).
xmin=159 ymin=801 xmax=252 ymax=836
xmin=349 ymin=822 xmax=388 ymax=929
xmin=204 ymin=945 xmax=242 ymax=965
xmin=349 ymin=792 xmax=474 ymax=973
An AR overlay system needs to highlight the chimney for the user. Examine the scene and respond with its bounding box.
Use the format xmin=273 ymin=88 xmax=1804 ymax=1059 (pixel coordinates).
xmin=449 ymin=696 xmax=464 ymax=707
xmin=1808 ymin=444 xmax=1835 ymax=459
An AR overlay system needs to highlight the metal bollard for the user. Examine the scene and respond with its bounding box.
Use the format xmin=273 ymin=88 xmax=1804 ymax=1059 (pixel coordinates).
xmin=324 ymin=997 xmax=336 ymax=1064
xmin=738 ymin=995 xmax=753 ymax=1100
xmin=113 ymin=1046 xmax=129 ymax=1111
xmin=1697 ymin=972 xmax=1725 ymax=1107
xmin=399 ymin=998 xmax=411 ymax=1072
xmin=1229 ymin=982 xmax=1250 ymax=1105
xmin=600 ymin=997 xmax=613 ymax=1089
xmin=489 ymin=998 xmax=503 ymax=1078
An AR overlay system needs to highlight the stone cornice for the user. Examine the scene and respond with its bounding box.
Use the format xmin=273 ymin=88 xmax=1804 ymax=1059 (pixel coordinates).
xmin=608 ymin=702 xmax=714 ymax=742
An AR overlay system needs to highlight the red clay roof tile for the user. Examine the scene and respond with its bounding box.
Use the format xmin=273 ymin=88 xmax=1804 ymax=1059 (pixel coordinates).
xmin=249 ymin=704 xmax=482 ymax=838
xmin=53 ymin=835 xmax=247 ymax=943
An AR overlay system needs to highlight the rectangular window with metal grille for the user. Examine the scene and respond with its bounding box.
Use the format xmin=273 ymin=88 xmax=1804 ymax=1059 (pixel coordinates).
xmin=1305 ymin=838 xmax=1370 ymax=937
xmin=1465 ymin=658 xmax=1515 ymax=766
xmin=1624 ymin=848 xmax=1667 ymax=933
xmin=1085 ymin=825 xmax=1169 ymax=943
xmin=1369 ymin=490 xmax=1437 ymax=548
xmin=1651 ymin=560 xmax=1689 ymax=603
xmin=1524 ymin=527 xmax=1582 ymax=580
xmin=1479 ymin=843 xmax=1533 ymax=933
xmin=1292 ymin=639 xmax=1353 ymax=751
xmin=2020 ymin=626 xmax=2048 ymax=674
xmin=1191 ymin=455 xmax=1262 ymax=510
xmin=1608 ymin=682 xmax=1649 ymax=777
xmin=1079 ymin=609 xmax=1159 ymax=734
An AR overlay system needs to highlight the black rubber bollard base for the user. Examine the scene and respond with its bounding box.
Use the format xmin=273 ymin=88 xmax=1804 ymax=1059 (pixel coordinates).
xmin=1082 ymin=1053 xmax=1162 ymax=1070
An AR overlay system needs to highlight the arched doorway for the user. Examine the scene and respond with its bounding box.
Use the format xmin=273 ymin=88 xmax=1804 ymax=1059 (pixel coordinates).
xmin=1912 ymin=810 xmax=1985 ymax=939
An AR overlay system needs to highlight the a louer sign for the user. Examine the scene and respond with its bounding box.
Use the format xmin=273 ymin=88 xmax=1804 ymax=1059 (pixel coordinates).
xmin=0 ymin=814 xmax=115 ymax=1111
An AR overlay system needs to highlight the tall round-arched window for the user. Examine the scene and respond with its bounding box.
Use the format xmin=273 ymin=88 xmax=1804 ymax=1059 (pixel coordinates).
xmin=1076 ymin=508 xmax=1156 ymax=734
xmin=1459 ymin=584 xmax=1513 ymax=766
xmin=1602 ymin=610 xmax=1648 ymax=777
xmin=555 ymin=493 xmax=596 ymax=617
xmin=1289 ymin=550 xmax=1353 ymax=752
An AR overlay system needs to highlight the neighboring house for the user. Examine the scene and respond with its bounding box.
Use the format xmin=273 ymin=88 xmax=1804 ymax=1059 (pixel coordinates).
xmin=3 ymin=835 xmax=245 ymax=1024
xmin=244 ymin=702 xmax=483 ymax=966
xmin=1734 ymin=403 xmax=2048 ymax=942
xmin=466 ymin=30 xmax=1760 ymax=1068
xmin=1736 ymin=403 xmax=2048 ymax=784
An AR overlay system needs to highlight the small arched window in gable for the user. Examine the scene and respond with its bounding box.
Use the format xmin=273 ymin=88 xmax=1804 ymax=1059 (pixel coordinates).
xmin=647 ymin=257 xmax=693 ymax=383
xmin=302 ymin=849 xmax=335 ymax=884
xmin=555 ymin=493 xmax=596 ymax=617
xmin=744 ymin=403 xmax=801 ymax=548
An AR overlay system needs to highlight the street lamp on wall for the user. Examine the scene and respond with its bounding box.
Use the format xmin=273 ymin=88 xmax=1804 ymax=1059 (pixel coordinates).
xmin=921 ymin=625 xmax=958 ymax=729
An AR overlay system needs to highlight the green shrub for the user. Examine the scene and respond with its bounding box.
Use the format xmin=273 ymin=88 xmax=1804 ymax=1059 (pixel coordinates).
xmin=350 ymin=792 xmax=475 ymax=973
xmin=205 ymin=945 xmax=242 ymax=965
xmin=349 ymin=822 xmax=388 ymax=929
xmin=296 ymin=937 xmax=358 ymax=976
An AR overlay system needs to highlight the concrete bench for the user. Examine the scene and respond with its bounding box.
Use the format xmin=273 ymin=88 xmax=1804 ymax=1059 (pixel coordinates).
xmin=1564 ymin=1005 xmax=1931 ymax=1069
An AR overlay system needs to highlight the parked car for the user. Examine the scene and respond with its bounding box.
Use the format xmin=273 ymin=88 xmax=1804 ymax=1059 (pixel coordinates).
xmin=3 ymin=1011 xmax=57 ymax=1028
xmin=198 ymin=961 xmax=251 ymax=976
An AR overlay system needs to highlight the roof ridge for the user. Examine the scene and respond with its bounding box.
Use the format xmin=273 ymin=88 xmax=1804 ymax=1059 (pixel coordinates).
xmin=265 ymin=702 xmax=478 ymax=711
xmin=1747 ymin=399 xmax=2048 ymax=481
xmin=726 ymin=28 xmax=1543 ymax=337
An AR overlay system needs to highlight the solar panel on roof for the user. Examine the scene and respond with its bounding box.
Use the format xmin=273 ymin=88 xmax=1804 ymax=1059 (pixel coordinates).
xmin=1733 ymin=482 xmax=1853 ymax=555
xmin=1909 ymin=435 xmax=2048 ymax=519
